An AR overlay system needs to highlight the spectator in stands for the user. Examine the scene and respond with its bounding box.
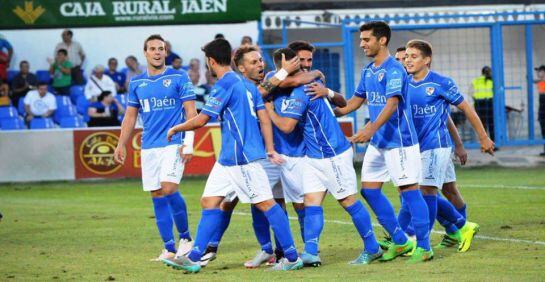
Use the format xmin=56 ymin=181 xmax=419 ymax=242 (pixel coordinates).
xmin=188 ymin=69 xmax=200 ymax=86
xmin=0 ymin=34 xmax=13 ymax=82
xmin=24 ymin=82 xmax=57 ymax=122
xmin=11 ymin=61 xmax=38 ymax=107
xmin=395 ymin=46 xmax=407 ymax=67
xmin=104 ymin=58 xmax=126 ymax=93
xmin=240 ymin=36 xmax=253 ymax=47
xmin=535 ymin=65 xmax=545 ymax=156
xmin=472 ymin=66 xmax=496 ymax=144
xmin=87 ymin=91 xmax=124 ymax=127
xmin=0 ymin=79 xmax=10 ymax=106
xmin=189 ymin=58 xmax=206 ymax=85
xmin=195 ymin=69 xmax=216 ymax=112
xmin=85 ymin=65 xmax=117 ymax=101
xmin=165 ymin=41 xmax=181 ymax=66
xmin=124 ymin=55 xmax=145 ymax=89
xmin=171 ymin=57 xmax=183 ymax=70
xmin=55 ymin=29 xmax=85 ymax=85
xmin=48 ymin=49 xmax=72 ymax=95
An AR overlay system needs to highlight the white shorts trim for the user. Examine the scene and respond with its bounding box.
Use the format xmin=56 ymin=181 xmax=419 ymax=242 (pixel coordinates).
xmin=361 ymin=144 xmax=421 ymax=187
xmin=141 ymin=145 xmax=184 ymax=191
xmin=279 ymin=155 xmax=305 ymax=203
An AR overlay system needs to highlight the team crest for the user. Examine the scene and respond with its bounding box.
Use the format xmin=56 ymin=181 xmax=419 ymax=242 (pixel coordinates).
xmin=163 ymin=79 xmax=171 ymax=87
xmin=426 ymin=87 xmax=435 ymax=96
xmin=378 ymin=73 xmax=385 ymax=82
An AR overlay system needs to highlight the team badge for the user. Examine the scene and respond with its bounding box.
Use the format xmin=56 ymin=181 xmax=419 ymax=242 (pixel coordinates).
xmin=378 ymin=73 xmax=384 ymax=82
xmin=163 ymin=79 xmax=171 ymax=87
xmin=426 ymin=87 xmax=435 ymax=96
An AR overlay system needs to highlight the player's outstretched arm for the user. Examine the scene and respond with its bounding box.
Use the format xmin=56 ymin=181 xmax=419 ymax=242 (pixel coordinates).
xmin=167 ymin=113 xmax=210 ymax=142
xmin=264 ymin=102 xmax=299 ymax=134
xmin=305 ymin=82 xmax=347 ymax=107
xmin=447 ymin=116 xmax=467 ymax=165
xmin=114 ymin=106 xmax=138 ymax=165
xmin=257 ymin=109 xmax=284 ymax=165
xmin=279 ymin=70 xmax=324 ymax=89
xmin=349 ymin=96 xmax=398 ymax=143
xmin=334 ymin=96 xmax=365 ymax=117
xmin=258 ymin=54 xmax=300 ymax=98
xmin=457 ymin=100 xmax=495 ymax=155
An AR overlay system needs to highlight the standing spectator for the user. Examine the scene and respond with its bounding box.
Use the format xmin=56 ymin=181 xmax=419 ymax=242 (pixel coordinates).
xmin=165 ymin=41 xmax=181 ymax=66
xmin=171 ymin=57 xmax=183 ymax=70
xmin=0 ymin=34 xmax=13 ymax=82
xmin=240 ymin=36 xmax=252 ymax=47
xmin=85 ymin=65 xmax=117 ymax=101
xmin=472 ymin=66 xmax=495 ymax=143
xmin=11 ymin=61 xmax=38 ymax=107
xmin=124 ymin=55 xmax=145 ymax=89
xmin=24 ymin=82 xmax=57 ymax=122
xmin=48 ymin=49 xmax=72 ymax=95
xmin=87 ymin=91 xmax=124 ymax=127
xmin=188 ymin=69 xmax=200 ymax=86
xmin=54 ymin=29 xmax=85 ymax=85
xmin=535 ymin=65 xmax=545 ymax=156
xmin=104 ymin=58 xmax=126 ymax=93
xmin=189 ymin=58 xmax=206 ymax=85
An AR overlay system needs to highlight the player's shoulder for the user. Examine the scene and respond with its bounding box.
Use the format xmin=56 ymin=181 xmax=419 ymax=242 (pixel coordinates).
xmin=215 ymin=71 xmax=241 ymax=91
xmin=385 ymin=57 xmax=406 ymax=74
xmin=128 ymin=72 xmax=147 ymax=84
xmin=429 ymin=71 xmax=455 ymax=87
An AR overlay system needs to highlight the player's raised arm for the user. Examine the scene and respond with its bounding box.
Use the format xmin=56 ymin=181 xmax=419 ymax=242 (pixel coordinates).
xmin=305 ymin=82 xmax=347 ymax=107
xmin=447 ymin=116 xmax=468 ymax=165
xmin=456 ymin=100 xmax=495 ymax=154
xmin=258 ymin=53 xmax=300 ymax=97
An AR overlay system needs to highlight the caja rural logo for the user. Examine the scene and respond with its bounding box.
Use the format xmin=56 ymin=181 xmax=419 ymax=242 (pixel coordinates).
xmin=80 ymin=132 xmax=122 ymax=175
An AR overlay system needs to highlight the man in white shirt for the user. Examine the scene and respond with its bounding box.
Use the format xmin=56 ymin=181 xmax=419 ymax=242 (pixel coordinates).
xmin=85 ymin=65 xmax=117 ymax=101
xmin=24 ymin=82 xmax=57 ymax=122
xmin=54 ymin=29 xmax=85 ymax=85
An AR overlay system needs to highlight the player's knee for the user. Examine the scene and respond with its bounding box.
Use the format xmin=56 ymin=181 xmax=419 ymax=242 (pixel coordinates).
xmin=160 ymin=182 xmax=179 ymax=195
xmin=420 ymin=186 xmax=438 ymax=195
xmin=338 ymin=194 xmax=356 ymax=208
xmin=292 ymin=202 xmax=305 ymax=211
xmin=150 ymin=189 xmax=165 ymax=198
xmin=254 ymin=199 xmax=276 ymax=212
xmin=399 ymin=183 xmax=419 ymax=191
xmin=220 ymin=200 xmax=236 ymax=212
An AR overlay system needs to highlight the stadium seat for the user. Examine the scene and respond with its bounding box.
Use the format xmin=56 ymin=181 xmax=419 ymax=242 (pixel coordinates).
xmin=115 ymin=94 xmax=127 ymax=106
xmin=0 ymin=106 xmax=19 ymax=119
xmin=69 ymin=85 xmax=85 ymax=104
xmin=53 ymin=96 xmax=78 ymax=123
xmin=36 ymin=70 xmax=51 ymax=84
xmin=59 ymin=116 xmax=86 ymax=128
xmin=76 ymin=95 xmax=90 ymax=122
xmin=47 ymin=85 xmax=57 ymax=95
xmin=0 ymin=117 xmax=26 ymax=130
xmin=17 ymin=98 xmax=26 ymax=116
xmin=7 ymin=70 xmax=18 ymax=84
xmin=29 ymin=117 xmax=56 ymax=129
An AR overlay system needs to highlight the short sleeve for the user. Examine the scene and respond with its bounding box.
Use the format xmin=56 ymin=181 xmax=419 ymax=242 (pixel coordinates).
xmin=440 ymin=77 xmax=464 ymax=106
xmin=23 ymin=93 xmax=31 ymax=105
xmin=127 ymin=81 xmax=140 ymax=108
xmin=354 ymin=69 xmax=367 ymax=99
xmin=201 ymin=86 xmax=229 ymax=119
xmin=278 ymin=88 xmax=308 ymax=120
xmin=179 ymin=72 xmax=196 ymax=103
xmin=252 ymin=85 xmax=265 ymax=111
xmin=385 ymin=67 xmax=405 ymax=99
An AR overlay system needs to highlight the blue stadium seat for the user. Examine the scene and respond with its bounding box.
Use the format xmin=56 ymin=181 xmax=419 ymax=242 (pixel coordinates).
xmin=115 ymin=94 xmax=127 ymax=106
xmin=69 ymin=85 xmax=85 ymax=104
xmin=36 ymin=70 xmax=51 ymax=84
xmin=0 ymin=106 xmax=19 ymax=119
xmin=29 ymin=117 xmax=56 ymax=129
xmin=53 ymin=96 xmax=77 ymax=123
xmin=17 ymin=97 xmax=26 ymax=116
xmin=59 ymin=116 xmax=86 ymax=128
xmin=0 ymin=117 xmax=26 ymax=130
xmin=47 ymin=85 xmax=57 ymax=95
xmin=76 ymin=95 xmax=90 ymax=122
xmin=7 ymin=70 xmax=18 ymax=84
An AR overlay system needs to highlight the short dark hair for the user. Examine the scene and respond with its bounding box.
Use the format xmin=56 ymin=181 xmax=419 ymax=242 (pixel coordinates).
xmin=108 ymin=58 xmax=117 ymax=64
xmin=273 ymin=48 xmax=297 ymax=69
xmin=63 ymin=29 xmax=73 ymax=37
xmin=233 ymin=45 xmax=259 ymax=67
xmin=98 ymin=91 xmax=112 ymax=102
xmin=215 ymin=33 xmax=225 ymax=39
xmin=287 ymin=40 xmax=315 ymax=53
xmin=359 ymin=21 xmax=391 ymax=45
xmin=20 ymin=60 xmax=29 ymax=66
xmin=38 ymin=81 xmax=48 ymax=87
xmin=202 ymin=38 xmax=232 ymax=66
xmin=126 ymin=55 xmax=137 ymax=62
xmin=396 ymin=46 xmax=406 ymax=52
xmin=406 ymin=40 xmax=432 ymax=58
xmin=57 ymin=49 xmax=68 ymax=56
xmin=144 ymin=34 xmax=165 ymax=51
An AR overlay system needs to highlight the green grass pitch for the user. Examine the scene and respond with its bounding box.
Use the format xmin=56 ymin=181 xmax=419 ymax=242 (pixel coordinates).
xmin=1 ymin=167 xmax=544 ymax=281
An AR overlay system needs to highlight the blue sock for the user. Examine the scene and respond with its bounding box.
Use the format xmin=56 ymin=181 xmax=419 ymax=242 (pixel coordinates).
xmin=457 ymin=204 xmax=467 ymax=219
xmin=304 ymin=206 xmax=324 ymax=256
xmin=401 ymin=190 xmax=431 ymax=251
xmin=165 ymin=191 xmax=191 ymax=241
xmin=273 ymin=207 xmax=289 ymax=254
xmin=295 ymin=208 xmax=305 ymax=242
xmin=208 ymin=210 xmax=232 ymax=248
xmin=437 ymin=214 xmax=459 ymax=234
xmin=152 ymin=197 xmax=176 ymax=253
xmin=188 ymin=209 xmax=222 ymax=262
xmin=423 ymin=195 xmax=438 ymax=232
xmin=345 ymin=201 xmax=380 ymax=254
xmin=397 ymin=201 xmax=414 ymax=235
xmin=264 ymin=204 xmax=298 ymax=262
xmin=361 ymin=188 xmax=407 ymax=245
xmin=437 ymin=196 xmax=466 ymax=229
xmin=251 ymin=205 xmax=273 ymax=254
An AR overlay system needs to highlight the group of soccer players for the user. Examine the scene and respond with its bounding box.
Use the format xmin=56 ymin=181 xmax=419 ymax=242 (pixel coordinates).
xmin=113 ymin=20 xmax=495 ymax=274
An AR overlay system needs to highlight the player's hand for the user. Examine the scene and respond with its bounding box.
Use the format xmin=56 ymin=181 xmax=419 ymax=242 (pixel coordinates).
xmin=479 ymin=136 xmax=495 ymax=155
xmin=179 ymin=145 xmax=194 ymax=164
xmin=267 ymin=151 xmax=285 ymax=165
xmin=454 ymin=144 xmax=468 ymax=165
xmin=264 ymin=101 xmax=274 ymax=111
xmin=313 ymin=70 xmax=326 ymax=84
xmin=349 ymin=122 xmax=374 ymax=143
xmin=281 ymin=53 xmax=300 ymax=74
xmin=114 ymin=145 xmax=126 ymax=165
xmin=305 ymin=82 xmax=329 ymax=100
xmin=167 ymin=128 xmax=177 ymax=142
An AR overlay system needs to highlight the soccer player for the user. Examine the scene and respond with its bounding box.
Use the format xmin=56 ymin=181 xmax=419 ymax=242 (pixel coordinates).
xmin=401 ymin=39 xmax=494 ymax=252
xmin=395 ymin=46 xmax=407 ymax=67
xmin=335 ymin=21 xmax=431 ymax=263
xmin=113 ymin=35 xmax=196 ymax=261
xmin=162 ymin=38 xmax=303 ymax=273
xmin=266 ymin=48 xmax=381 ymax=266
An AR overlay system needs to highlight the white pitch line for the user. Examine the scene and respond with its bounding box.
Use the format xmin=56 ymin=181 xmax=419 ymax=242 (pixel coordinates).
xmin=460 ymin=184 xmax=545 ymax=191
xmin=233 ymin=212 xmax=545 ymax=246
